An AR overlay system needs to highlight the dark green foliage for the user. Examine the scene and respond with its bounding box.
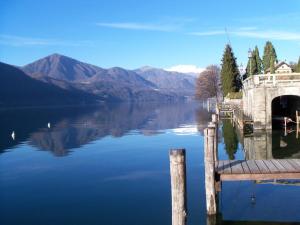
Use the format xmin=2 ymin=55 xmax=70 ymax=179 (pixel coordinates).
xmin=222 ymin=120 xmax=238 ymax=160
xmin=297 ymin=57 xmax=300 ymax=72
xmin=220 ymin=45 xmax=241 ymax=96
xmin=254 ymin=46 xmax=262 ymax=74
xmin=270 ymin=55 xmax=275 ymax=73
xmin=262 ymin=41 xmax=277 ymax=73
xmin=246 ymin=46 xmax=262 ymax=76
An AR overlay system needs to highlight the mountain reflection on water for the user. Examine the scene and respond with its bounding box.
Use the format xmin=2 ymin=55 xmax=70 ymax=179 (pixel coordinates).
xmin=1 ymin=102 xmax=299 ymax=159
xmin=0 ymin=102 xmax=202 ymax=156
xmin=1 ymin=102 xmax=300 ymax=225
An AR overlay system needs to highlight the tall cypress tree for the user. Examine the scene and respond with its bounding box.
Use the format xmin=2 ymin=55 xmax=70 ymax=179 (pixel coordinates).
xmin=270 ymin=55 xmax=275 ymax=73
xmin=297 ymin=57 xmax=300 ymax=72
xmin=254 ymin=46 xmax=262 ymax=74
xmin=246 ymin=46 xmax=262 ymax=76
xmin=220 ymin=44 xmax=240 ymax=96
xmin=262 ymin=41 xmax=277 ymax=73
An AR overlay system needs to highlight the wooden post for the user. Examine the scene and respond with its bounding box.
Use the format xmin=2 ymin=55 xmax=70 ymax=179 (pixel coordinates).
xmin=206 ymin=215 xmax=217 ymax=225
xmin=211 ymin=115 xmax=218 ymax=162
xmin=296 ymin=111 xmax=299 ymax=139
xmin=170 ymin=149 xmax=187 ymax=225
xmin=284 ymin=117 xmax=287 ymax=136
xmin=215 ymin=104 xmax=219 ymax=118
xmin=207 ymin=99 xmax=210 ymax=112
xmin=204 ymin=127 xmax=217 ymax=215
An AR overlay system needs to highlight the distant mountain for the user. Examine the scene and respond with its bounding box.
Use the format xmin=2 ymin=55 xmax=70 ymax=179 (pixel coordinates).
xmin=21 ymin=54 xmax=185 ymax=102
xmin=135 ymin=66 xmax=196 ymax=96
xmin=22 ymin=53 xmax=104 ymax=81
xmin=0 ymin=62 xmax=100 ymax=107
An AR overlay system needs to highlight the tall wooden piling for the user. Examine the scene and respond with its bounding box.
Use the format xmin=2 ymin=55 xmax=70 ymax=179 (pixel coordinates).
xmin=211 ymin=114 xmax=218 ymax=162
xmin=296 ymin=111 xmax=299 ymax=139
xmin=204 ymin=126 xmax=217 ymax=215
xmin=170 ymin=149 xmax=187 ymax=225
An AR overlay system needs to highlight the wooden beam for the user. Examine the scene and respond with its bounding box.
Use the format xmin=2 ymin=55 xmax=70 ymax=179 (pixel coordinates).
xmin=220 ymin=173 xmax=300 ymax=181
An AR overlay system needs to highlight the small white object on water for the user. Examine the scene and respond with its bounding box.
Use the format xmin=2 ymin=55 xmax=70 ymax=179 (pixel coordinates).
xmin=47 ymin=122 xmax=51 ymax=128
xmin=11 ymin=131 xmax=15 ymax=140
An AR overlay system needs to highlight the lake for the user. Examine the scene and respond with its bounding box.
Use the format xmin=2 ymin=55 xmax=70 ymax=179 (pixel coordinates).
xmin=0 ymin=101 xmax=300 ymax=225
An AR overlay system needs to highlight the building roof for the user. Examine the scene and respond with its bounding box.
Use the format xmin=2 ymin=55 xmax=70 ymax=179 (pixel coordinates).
xmin=265 ymin=61 xmax=291 ymax=73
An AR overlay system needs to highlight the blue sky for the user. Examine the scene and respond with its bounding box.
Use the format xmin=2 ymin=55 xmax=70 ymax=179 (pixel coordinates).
xmin=0 ymin=0 xmax=300 ymax=70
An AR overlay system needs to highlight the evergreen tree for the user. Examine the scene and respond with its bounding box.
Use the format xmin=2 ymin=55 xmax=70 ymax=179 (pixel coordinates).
xmin=222 ymin=120 xmax=238 ymax=160
xmin=245 ymin=46 xmax=262 ymax=77
xmin=270 ymin=55 xmax=275 ymax=74
xmin=262 ymin=41 xmax=277 ymax=73
xmin=220 ymin=44 xmax=241 ymax=96
xmin=254 ymin=46 xmax=262 ymax=74
xmin=297 ymin=57 xmax=300 ymax=72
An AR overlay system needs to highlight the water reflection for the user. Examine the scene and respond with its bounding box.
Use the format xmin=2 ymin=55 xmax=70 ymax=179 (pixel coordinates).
xmin=222 ymin=120 xmax=238 ymax=160
xmin=0 ymin=102 xmax=200 ymax=156
xmin=243 ymin=129 xmax=300 ymax=159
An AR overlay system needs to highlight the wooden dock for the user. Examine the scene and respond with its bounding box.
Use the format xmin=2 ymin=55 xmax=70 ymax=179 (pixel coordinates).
xmin=216 ymin=159 xmax=300 ymax=181
xmin=204 ymin=114 xmax=300 ymax=215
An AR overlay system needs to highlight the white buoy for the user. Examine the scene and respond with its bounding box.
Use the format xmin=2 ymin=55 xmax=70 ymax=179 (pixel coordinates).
xmin=47 ymin=122 xmax=51 ymax=128
xmin=11 ymin=131 xmax=15 ymax=140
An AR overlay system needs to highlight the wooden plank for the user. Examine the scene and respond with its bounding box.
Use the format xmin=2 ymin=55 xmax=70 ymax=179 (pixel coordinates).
xmin=240 ymin=160 xmax=251 ymax=174
xmin=270 ymin=159 xmax=288 ymax=172
xmin=216 ymin=160 xmax=224 ymax=173
xmin=220 ymin=173 xmax=300 ymax=181
xmin=276 ymin=160 xmax=295 ymax=172
xmin=291 ymin=159 xmax=300 ymax=167
xmin=263 ymin=160 xmax=280 ymax=173
xmin=222 ymin=160 xmax=231 ymax=174
xmin=255 ymin=160 xmax=270 ymax=174
xmin=246 ymin=160 xmax=261 ymax=174
xmin=230 ymin=160 xmax=244 ymax=174
xmin=286 ymin=159 xmax=300 ymax=170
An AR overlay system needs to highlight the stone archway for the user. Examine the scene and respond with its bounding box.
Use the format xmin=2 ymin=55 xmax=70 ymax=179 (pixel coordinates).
xmin=271 ymin=95 xmax=300 ymax=128
xmin=265 ymin=87 xmax=300 ymax=129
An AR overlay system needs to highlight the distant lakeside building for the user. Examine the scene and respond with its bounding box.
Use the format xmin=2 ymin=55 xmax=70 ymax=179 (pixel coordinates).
xmin=266 ymin=61 xmax=293 ymax=74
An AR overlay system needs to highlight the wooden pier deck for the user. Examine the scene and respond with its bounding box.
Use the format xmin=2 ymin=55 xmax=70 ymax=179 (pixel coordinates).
xmin=203 ymin=114 xmax=300 ymax=215
xmin=216 ymin=159 xmax=300 ymax=181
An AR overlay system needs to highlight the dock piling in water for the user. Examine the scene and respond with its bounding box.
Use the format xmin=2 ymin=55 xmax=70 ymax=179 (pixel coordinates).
xmin=204 ymin=126 xmax=217 ymax=215
xmin=211 ymin=114 xmax=218 ymax=162
xmin=169 ymin=149 xmax=187 ymax=225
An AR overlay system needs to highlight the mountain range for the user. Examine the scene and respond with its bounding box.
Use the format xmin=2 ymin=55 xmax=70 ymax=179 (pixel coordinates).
xmin=0 ymin=53 xmax=197 ymax=107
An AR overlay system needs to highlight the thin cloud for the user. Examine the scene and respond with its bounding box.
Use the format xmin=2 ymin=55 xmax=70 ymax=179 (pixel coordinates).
xmin=96 ymin=22 xmax=179 ymax=32
xmin=189 ymin=31 xmax=225 ymax=36
xmin=189 ymin=28 xmax=300 ymax=41
xmin=0 ymin=34 xmax=94 ymax=47
xmin=232 ymin=30 xmax=300 ymax=41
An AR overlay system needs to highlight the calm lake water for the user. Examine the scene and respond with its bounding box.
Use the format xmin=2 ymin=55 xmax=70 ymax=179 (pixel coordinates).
xmin=0 ymin=101 xmax=300 ymax=225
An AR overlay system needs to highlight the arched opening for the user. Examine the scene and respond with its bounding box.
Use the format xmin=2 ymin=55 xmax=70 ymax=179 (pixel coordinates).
xmin=272 ymin=95 xmax=300 ymax=129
